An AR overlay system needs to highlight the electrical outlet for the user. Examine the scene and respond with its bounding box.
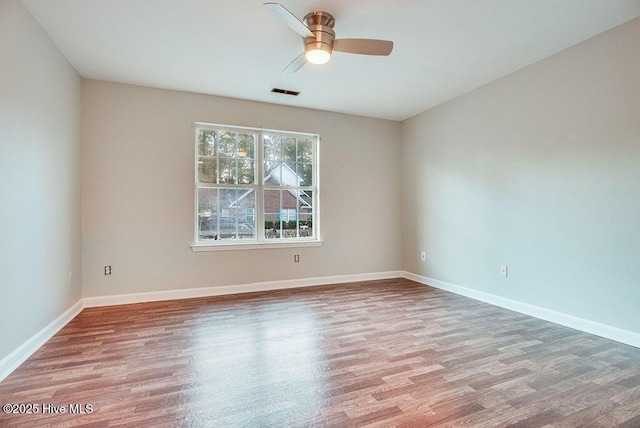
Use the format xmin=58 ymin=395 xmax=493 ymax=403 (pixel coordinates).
xmin=421 ymin=251 xmax=426 ymax=261
xmin=104 ymin=265 xmax=112 ymax=275
xmin=500 ymin=265 xmax=508 ymax=277
xmin=294 ymin=254 xmax=300 ymax=263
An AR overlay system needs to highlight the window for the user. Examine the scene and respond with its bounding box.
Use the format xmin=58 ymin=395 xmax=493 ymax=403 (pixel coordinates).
xmin=194 ymin=123 xmax=319 ymax=248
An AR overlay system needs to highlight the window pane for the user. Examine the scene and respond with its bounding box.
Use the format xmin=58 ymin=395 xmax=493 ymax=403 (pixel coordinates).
xmin=198 ymin=158 xmax=217 ymax=184
xmin=243 ymin=208 xmax=255 ymax=222
xmin=198 ymin=130 xmax=216 ymax=156
xmin=217 ymin=189 xmax=238 ymax=240
xmin=298 ymin=138 xmax=313 ymax=163
xmin=237 ymin=134 xmax=255 ymax=159
xmin=219 ymin=188 xmax=237 ymax=214
xmin=282 ymin=137 xmax=296 ymax=163
xmin=297 ymin=163 xmax=312 ymax=187
xmin=264 ymin=135 xmax=282 ymax=184
xmin=264 ymin=189 xmax=281 ymax=217
xmin=218 ymin=159 xmax=236 ymax=184
xmin=264 ymin=135 xmax=282 ymax=162
xmin=198 ymin=188 xmax=218 ymax=240
xmin=280 ymin=207 xmax=297 ymax=238
xmin=235 ymin=189 xmax=256 ymax=240
xmin=264 ymin=189 xmax=282 ymax=240
xmin=264 ymin=161 xmax=281 ymax=184
xmin=299 ymin=190 xmax=313 ymax=238
xmin=299 ymin=190 xmax=313 ymax=210
xmin=264 ymin=213 xmax=280 ymax=240
xmin=281 ymin=208 xmax=298 ymax=239
xmin=300 ymin=215 xmax=313 ymax=237
xmin=284 ymin=161 xmax=297 ymax=183
xmin=280 ymin=208 xmax=296 ymax=222
xmin=281 ymin=189 xmax=297 ymax=218
xmin=217 ymin=131 xmax=236 ymax=158
xmin=238 ymin=159 xmax=254 ymax=185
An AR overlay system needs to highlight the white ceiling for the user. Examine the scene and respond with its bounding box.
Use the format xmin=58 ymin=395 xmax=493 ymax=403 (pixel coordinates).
xmin=22 ymin=0 xmax=640 ymax=121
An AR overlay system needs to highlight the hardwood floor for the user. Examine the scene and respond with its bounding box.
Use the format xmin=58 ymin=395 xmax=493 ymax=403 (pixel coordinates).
xmin=1 ymin=278 xmax=640 ymax=427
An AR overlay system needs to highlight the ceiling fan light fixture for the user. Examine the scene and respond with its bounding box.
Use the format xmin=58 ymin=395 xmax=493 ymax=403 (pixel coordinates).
xmin=305 ymin=48 xmax=331 ymax=64
xmin=264 ymin=3 xmax=393 ymax=73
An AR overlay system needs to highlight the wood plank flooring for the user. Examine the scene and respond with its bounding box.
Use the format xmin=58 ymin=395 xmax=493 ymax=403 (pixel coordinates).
xmin=1 ymin=278 xmax=640 ymax=427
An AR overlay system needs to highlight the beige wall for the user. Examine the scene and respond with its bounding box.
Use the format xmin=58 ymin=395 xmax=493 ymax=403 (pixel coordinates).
xmin=402 ymin=18 xmax=640 ymax=333
xmin=0 ymin=0 xmax=82 ymax=361
xmin=81 ymin=80 xmax=402 ymax=297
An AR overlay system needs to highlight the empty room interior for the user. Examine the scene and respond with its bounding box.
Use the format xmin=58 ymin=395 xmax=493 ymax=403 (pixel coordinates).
xmin=2 ymin=0 xmax=640 ymax=426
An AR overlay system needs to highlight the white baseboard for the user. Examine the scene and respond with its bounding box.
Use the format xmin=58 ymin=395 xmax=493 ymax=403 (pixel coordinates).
xmin=8 ymin=270 xmax=634 ymax=385
xmin=0 ymin=271 xmax=401 ymax=381
xmin=403 ymin=271 xmax=640 ymax=349
xmin=0 ymin=299 xmax=84 ymax=383
xmin=83 ymin=271 xmax=404 ymax=308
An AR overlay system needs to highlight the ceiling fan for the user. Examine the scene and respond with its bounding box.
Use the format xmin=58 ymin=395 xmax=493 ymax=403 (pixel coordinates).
xmin=264 ymin=2 xmax=394 ymax=73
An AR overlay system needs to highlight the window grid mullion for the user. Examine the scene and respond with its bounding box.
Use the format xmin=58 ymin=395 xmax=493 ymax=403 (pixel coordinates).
xmin=256 ymin=132 xmax=265 ymax=241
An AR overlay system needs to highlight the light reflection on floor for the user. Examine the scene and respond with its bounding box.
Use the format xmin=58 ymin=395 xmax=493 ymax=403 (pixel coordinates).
xmin=188 ymin=301 xmax=327 ymax=425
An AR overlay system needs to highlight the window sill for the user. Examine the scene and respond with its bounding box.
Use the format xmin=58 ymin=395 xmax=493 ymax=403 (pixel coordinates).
xmin=191 ymin=240 xmax=324 ymax=252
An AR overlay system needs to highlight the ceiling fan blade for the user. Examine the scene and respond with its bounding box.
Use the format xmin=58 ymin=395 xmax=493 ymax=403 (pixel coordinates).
xmin=263 ymin=3 xmax=314 ymax=38
xmin=333 ymin=39 xmax=394 ymax=56
xmin=283 ymin=53 xmax=307 ymax=73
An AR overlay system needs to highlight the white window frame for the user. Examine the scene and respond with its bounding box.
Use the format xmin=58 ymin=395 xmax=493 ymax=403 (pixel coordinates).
xmin=191 ymin=122 xmax=322 ymax=251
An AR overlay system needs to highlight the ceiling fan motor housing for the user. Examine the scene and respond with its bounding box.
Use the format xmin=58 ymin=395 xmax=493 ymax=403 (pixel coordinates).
xmin=303 ymin=11 xmax=335 ymax=56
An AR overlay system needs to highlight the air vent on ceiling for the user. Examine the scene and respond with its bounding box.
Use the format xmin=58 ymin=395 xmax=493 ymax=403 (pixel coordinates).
xmin=271 ymin=87 xmax=300 ymax=96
